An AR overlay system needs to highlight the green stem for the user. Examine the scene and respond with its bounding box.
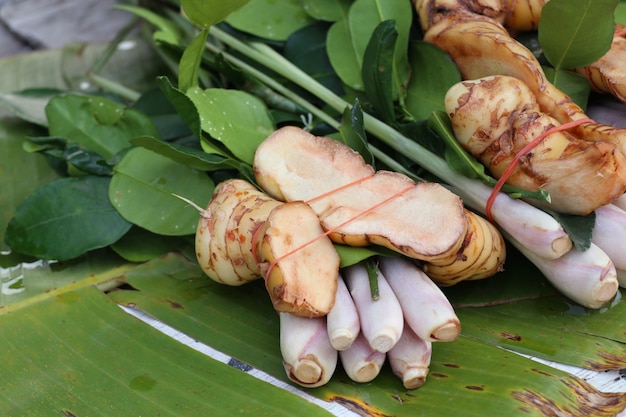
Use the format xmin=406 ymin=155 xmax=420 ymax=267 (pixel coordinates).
xmin=89 ymin=16 xmax=141 ymax=74
xmin=204 ymin=41 xmax=340 ymax=129
xmin=88 ymin=73 xmax=141 ymax=102
xmin=208 ymin=26 xmax=464 ymax=188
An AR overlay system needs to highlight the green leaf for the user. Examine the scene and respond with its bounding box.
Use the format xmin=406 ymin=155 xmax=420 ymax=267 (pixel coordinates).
xmin=108 ymin=252 xmax=626 ymax=417
xmin=185 ymin=87 xmax=275 ymax=164
xmin=156 ymin=76 xmax=203 ymax=141
xmin=130 ymin=135 xmax=240 ymax=172
xmin=326 ymin=19 xmax=360 ymax=88
xmin=543 ymin=67 xmax=592 ymax=110
xmin=109 ymin=147 xmax=213 ymax=236
xmin=616 ymin=1 xmax=626 ymax=24
xmin=405 ymin=41 xmax=461 ymax=121
xmin=181 ymin=0 xmax=250 ymax=28
xmin=46 ymin=95 xmax=160 ymax=160
xmin=0 ymin=285 xmax=332 ymax=417
xmin=62 ymin=143 xmax=113 ymax=176
xmin=361 ymin=20 xmax=397 ymax=124
xmin=284 ymin=22 xmax=345 ymax=97
xmin=338 ymin=100 xmax=374 ymax=166
xmin=0 ymin=90 xmax=55 ymax=126
xmin=301 ymin=0 xmax=351 ymax=21
xmin=546 ymin=210 xmax=595 ymax=252
xmin=111 ymin=226 xmax=188 ymax=262
xmin=116 ymin=5 xmax=183 ymax=45
xmin=326 ymin=0 xmax=412 ymax=91
xmin=178 ymin=28 xmax=209 ymax=92
xmin=4 ymin=176 xmax=132 ymax=260
xmin=226 ymin=0 xmax=315 ymax=41
xmin=539 ymin=0 xmax=618 ymax=69
xmin=334 ymin=244 xmax=383 ymax=268
xmin=0 ymin=117 xmax=59 ymax=252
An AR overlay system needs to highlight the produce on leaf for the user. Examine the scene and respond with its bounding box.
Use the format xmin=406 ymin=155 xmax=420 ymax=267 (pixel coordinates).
xmin=279 ymin=312 xmax=337 ymax=388
xmin=387 ymin=323 xmax=433 ymax=390
xmin=379 ymin=256 xmax=460 ymax=342
xmin=254 ymin=126 xmax=467 ymax=262
xmin=445 ymin=75 xmax=626 ymax=215
xmin=343 ymin=263 xmax=404 ymax=353
xmin=195 ymin=179 xmax=340 ymax=317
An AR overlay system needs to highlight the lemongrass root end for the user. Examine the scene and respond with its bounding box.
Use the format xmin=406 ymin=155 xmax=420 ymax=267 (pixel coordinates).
xmin=431 ymin=320 xmax=461 ymax=342
xmin=290 ymin=359 xmax=323 ymax=386
xmin=329 ymin=330 xmax=357 ymax=351
xmin=590 ymin=278 xmax=619 ymax=308
xmin=351 ymin=363 xmax=383 ymax=383
xmin=400 ymin=367 xmax=429 ymax=389
xmin=370 ymin=334 xmax=399 ymax=353
xmin=552 ymin=236 xmax=573 ymax=259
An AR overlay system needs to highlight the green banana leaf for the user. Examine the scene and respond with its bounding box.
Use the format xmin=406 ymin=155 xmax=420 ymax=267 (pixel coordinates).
xmin=1 ymin=28 xmax=625 ymax=417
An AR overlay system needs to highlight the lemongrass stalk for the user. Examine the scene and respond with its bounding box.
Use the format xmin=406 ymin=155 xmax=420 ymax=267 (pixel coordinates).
xmin=371 ymin=142 xmax=571 ymax=259
xmin=208 ymin=27 xmax=571 ymax=261
xmin=326 ymin=273 xmax=360 ymax=351
xmin=388 ymin=324 xmax=433 ymax=389
xmin=611 ymin=192 xmax=626 ymax=212
xmin=338 ymin=333 xmax=386 ymax=383
xmin=343 ymin=263 xmax=404 ymax=353
xmin=512 ymin=240 xmax=619 ymax=309
xmin=616 ymin=270 xmax=626 ymax=288
xmin=593 ymin=204 xmax=626 ymax=272
xmin=203 ymin=42 xmax=341 ymax=129
xmin=378 ymin=257 xmax=460 ymax=342
xmin=279 ymin=312 xmax=338 ymax=388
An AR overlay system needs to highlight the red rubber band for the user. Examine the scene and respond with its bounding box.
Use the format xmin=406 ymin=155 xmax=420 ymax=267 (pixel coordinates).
xmin=615 ymin=27 xmax=626 ymax=37
xmin=305 ymin=174 xmax=374 ymax=204
xmin=263 ymin=184 xmax=415 ymax=283
xmin=485 ymin=117 xmax=594 ymax=222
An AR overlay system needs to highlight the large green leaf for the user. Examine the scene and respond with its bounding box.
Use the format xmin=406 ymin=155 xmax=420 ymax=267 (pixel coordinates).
xmin=108 ymin=251 xmax=626 ymax=416
xmin=0 ymin=284 xmax=333 ymax=416
xmin=4 ymin=176 xmax=132 ymax=261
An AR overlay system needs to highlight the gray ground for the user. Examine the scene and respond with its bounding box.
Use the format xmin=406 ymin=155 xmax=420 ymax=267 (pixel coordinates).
xmin=0 ymin=0 xmax=133 ymax=58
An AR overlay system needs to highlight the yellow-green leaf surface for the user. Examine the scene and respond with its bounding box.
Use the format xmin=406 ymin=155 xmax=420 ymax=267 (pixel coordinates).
xmin=108 ymin=251 xmax=626 ymax=417
xmin=0 ymin=284 xmax=334 ymax=417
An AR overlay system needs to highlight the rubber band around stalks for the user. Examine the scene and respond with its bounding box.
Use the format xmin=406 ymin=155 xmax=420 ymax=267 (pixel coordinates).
xmin=251 ymin=177 xmax=414 ymax=283
xmin=485 ymin=117 xmax=595 ymax=222
xmin=615 ymin=27 xmax=626 ymax=37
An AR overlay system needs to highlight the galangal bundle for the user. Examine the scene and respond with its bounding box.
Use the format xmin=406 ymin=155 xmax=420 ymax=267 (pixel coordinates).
xmin=194 ymin=126 xmax=505 ymax=388
xmin=192 ymin=0 xmax=626 ymax=390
